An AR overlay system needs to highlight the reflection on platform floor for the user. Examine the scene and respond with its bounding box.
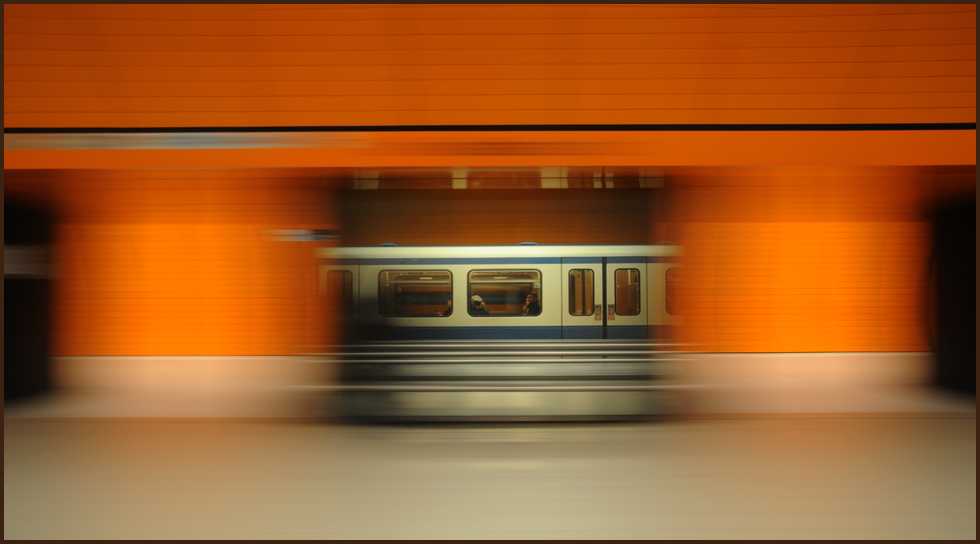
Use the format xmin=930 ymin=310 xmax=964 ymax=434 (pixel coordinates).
xmin=4 ymin=417 xmax=975 ymax=539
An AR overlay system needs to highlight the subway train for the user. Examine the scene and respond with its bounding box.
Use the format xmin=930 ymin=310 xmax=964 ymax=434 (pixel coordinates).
xmin=316 ymin=244 xmax=682 ymax=421
xmin=317 ymin=243 xmax=681 ymax=341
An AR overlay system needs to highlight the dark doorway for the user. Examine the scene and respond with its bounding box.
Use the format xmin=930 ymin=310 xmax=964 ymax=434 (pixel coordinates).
xmin=4 ymin=200 xmax=56 ymax=402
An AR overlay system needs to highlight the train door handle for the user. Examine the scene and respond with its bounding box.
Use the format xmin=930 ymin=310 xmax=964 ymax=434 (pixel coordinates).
xmin=607 ymin=304 xmax=615 ymax=320
xmin=594 ymin=305 xmax=602 ymax=320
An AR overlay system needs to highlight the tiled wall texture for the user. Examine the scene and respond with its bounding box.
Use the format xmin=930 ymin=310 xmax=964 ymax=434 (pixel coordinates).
xmin=5 ymin=4 xmax=975 ymax=128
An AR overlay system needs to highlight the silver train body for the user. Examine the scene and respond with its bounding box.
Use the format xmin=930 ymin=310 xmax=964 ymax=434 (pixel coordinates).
xmin=318 ymin=244 xmax=681 ymax=341
xmin=316 ymin=244 xmax=682 ymax=421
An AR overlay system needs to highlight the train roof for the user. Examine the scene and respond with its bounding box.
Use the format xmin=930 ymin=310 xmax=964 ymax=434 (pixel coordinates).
xmin=317 ymin=244 xmax=681 ymax=260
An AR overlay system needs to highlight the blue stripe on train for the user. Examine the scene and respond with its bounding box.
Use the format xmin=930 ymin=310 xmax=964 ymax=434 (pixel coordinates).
xmin=356 ymin=258 xmax=561 ymax=265
xmin=562 ymin=327 xmax=603 ymax=339
xmin=607 ymin=326 xmax=651 ymax=340
xmin=606 ymin=257 xmax=649 ymax=264
xmin=355 ymin=326 xmax=560 ymax=340
xmin=352 ymin=325 xmax=651 ymax=341
xmin=561 ymin=326 xmax=649 ymax=340
xmin=340 ymin=256 xmax=677 ymax=266
xmin=602 ymin=257 xmax=678 ymax=264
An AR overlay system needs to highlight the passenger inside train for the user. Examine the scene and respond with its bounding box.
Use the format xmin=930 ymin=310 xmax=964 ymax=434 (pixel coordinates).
xmin=468 ymin=295 xmax=490 ymax=316
xmin=521 ymin=292 xmax=541 ymax=316
xmin=467 ymin=270 xmax=542 ymax=317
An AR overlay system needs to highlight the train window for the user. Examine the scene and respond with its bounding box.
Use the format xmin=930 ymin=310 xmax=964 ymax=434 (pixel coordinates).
xmin=378 ymin=270 xmax=453 ymax=317
xmin=326 ymin=270 xmax=353 ymax=316
xmin=467 ymin=270 xmax=541 ymax=316
xmin=666 ymin=268 xmax=679 ymax=315
xmin=614 ymin=268 xmax=641 ymax=315
xmin=568 ymin=269 xmax=594 ymax=316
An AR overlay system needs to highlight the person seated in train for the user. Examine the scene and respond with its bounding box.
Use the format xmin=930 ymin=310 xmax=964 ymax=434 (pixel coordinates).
xmin=469 ymin=295 xmax=490 ymax=316
xmin=437 ymin=299 xmax=452 ymax=317
xmin=521 ymin=292 xmax=541 ymax=316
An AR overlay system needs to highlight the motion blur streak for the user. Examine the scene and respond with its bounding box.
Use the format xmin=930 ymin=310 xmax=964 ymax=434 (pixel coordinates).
xmin=4 ymin=3 xmax=975 ymax=540
xmin=6 ymin=166 xmax=971 ymax=359
xmin=664 ymin=166 xmax=975 ymax=352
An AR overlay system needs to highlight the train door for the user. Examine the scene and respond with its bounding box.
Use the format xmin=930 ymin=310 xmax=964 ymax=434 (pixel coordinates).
xmin=605 ymin=259 xmax=649 ymax=339
xmin=561 ymin=260 xmax=603 ymax=339
xmin=648 ymin=261 xmax=679 ymax=340
xmin=320 ymin=262 xmax=359 ymax=322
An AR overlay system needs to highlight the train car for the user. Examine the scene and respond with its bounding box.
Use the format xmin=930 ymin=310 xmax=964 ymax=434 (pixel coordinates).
xmin=315 ymin=244 xmax=682 ymax=421
xmin=317 ymin=243 xmax=681 ymax=342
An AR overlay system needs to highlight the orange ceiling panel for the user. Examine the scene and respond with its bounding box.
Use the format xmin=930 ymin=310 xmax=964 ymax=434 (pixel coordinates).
xmin=5 ymin=4 xmax=975 ymax=128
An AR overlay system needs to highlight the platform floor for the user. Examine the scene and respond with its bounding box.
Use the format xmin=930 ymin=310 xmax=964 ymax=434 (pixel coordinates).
xmin=5 ymin=415 xmax=975 ymax=539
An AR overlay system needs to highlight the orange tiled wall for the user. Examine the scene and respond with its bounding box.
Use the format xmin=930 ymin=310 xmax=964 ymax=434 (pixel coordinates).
xmin=5 ymin=4 xmax=975 ymax=128
xmin=666 ymin=166 xmax=975 ymax=352
xmin=4 ymin=169 xmax=338 ymax=356
xmin=4 ymin=166 xmax=974 ymax=355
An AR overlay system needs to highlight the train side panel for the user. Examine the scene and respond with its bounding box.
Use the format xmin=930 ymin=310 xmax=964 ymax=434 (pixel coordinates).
xmin=319 ymin=245 xmax=681 ymax=342
xmin=354 ymin=261 xmax=563 ymax=340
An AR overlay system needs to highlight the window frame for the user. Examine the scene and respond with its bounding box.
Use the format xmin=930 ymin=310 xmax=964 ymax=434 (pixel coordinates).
xmin=665 ymin=267 xmax=679 ymax=316
xmin=466 ymin=269 xmax=543 ymax=317
xmin=378 ymin=269 xmax=454 ymax=318
xmin=614 ymin=268 xmax=641 ymax=316
xmin=568 ymin=268 xmax=595 ymax=316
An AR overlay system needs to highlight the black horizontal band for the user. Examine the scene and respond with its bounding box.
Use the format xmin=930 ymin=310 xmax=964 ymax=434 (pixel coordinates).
xmin=4 ymin=123 xmax=976 ymax=134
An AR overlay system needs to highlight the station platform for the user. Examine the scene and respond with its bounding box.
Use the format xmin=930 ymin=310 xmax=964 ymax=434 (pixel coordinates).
xmin=5 ymin=383 xmax=975 ymax=539
xmin=6 ymin=349 xmax=975 ymax=539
